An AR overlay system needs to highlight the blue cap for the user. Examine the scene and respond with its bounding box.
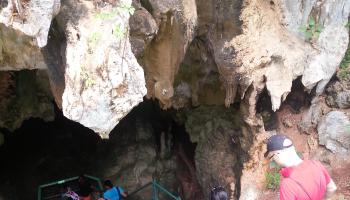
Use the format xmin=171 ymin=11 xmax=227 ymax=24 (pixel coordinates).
xmin=264 ymin=134 xmax=293 ymax=157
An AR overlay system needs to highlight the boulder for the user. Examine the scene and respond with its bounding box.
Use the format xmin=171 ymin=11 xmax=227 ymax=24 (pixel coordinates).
xmin=58 ymin=0 xmax=147 ymax=137
xmin=326 ymin=81 xmax=350 ymax=109
xmin=0 ymin=0 xmax=60 ymax=47
xmin=317 ymin=111 xmax=350 ymax=155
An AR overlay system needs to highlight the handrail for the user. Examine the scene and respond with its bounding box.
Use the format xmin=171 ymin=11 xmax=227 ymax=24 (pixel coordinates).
xmin=38 ymin=176 xmax=180 ymax=200
xmin=37 ymin=174 xmax=102 ymax=200
xmin=153 ymin=181 xmax=180 ymax=200
xmin=126 ymin=182 xmax=152 ymax=197
xmin=126 ymin=179 xmax=181 ymax=200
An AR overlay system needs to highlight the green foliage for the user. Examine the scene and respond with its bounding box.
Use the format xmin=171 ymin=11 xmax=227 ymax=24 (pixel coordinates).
xmin=94 ymin=9 xmax=119 ymax=20
xmin=265 ymin=171 xmax=281 ymax=190
xmin=116 ymin=2 xmax=135 ymax=15
xmin=269 ymin=160 xmax=279 ymax=169
xmin=81 ymin=67 xmax=96 ymax=88
xmin=299 ymin=17 xmax=323 ymax=41
xmin=339 ymin=45 xmax=350 ymax=79
xmin=345 ymin=21 xmax=350 ymax=28
xmin=113 ymin=24 xmax=126 ymax=39
xmin=93 ymin=3 xmax=134 ymax=41
xmin=94 ymin=3 xmax=134 ymax=20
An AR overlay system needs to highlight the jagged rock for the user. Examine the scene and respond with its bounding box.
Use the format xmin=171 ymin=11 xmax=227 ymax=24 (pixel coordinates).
xmin=96 ymin=118 xmax=177 ymax=198
xmin=0 ymin=24 xmax=47 ymax=71
xmin=326 ymin=81 xmax=350 ymax=109
xmin=232 ymin=0 xmax=350 ymax=111
xmin=317 ymin=111 xmax=350 ymax=155
xmin=57 ymin=0 xmax=147 ymax=137
xmin=0 ymin=70 xmax=54 ymax=131
xmin=129 ymin=8 xmax=158 ymax=58
xmin=173 ymin=36 xmax=226 ymax=108
xmin=196 ymin=0 xmax=242 ymax=107
xmin=142 ymin=0 xmax=197 ymax=108
xmin=299 ymin=97 xmax=323 ymax=133
xmin=185 ymin=106 xmax=242 ymax=200
xmin=0 ymin=0 xmax=60 ymax=47
xmin=282 ymin=116 xmax=293 ymax=128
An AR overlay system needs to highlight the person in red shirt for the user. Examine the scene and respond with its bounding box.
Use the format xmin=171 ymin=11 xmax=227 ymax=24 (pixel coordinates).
xmin=264 ymin=134 xmax=337 ymax=200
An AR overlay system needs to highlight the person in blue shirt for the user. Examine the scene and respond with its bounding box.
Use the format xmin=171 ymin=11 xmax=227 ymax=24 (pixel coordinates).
xmin=99 ymin=180 xmax=128 ymax=200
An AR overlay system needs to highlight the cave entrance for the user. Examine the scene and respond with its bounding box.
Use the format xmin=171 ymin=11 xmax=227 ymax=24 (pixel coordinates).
xmin=0 ymin=99 xmax=199 ymax=200
xmin=256 ymin=77 xmax=313 ymax=131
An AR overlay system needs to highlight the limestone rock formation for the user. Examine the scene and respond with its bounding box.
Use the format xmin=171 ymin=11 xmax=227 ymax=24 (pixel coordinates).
xmin=232 ymin=0 xmax=350 ymax=111
xmin=299 ymin=97 xmax=323 ymax=133
xmin=326 ymin=80 xmax=350 ymax=109
xmin=129 ymin=7 xmax=158 ymax=58
xmin=184 ymin=106 xmax=243 ymax=200
xmin=142 ymin=0 xmax=197 ymax=109
xmin=317 ymin=111 xmax=350 ymax=155
xmin=195 ymin=0 xmax=243 ymax=108
xmin=0 ymin=0 xmax=60 ymax=47
xmin=0 ymin=24 xmax=47 ymax=71
xmin=57 ymin=0 xmax=147 ymax=137
xmin=0 ymin=70 xmax=54 ymax=131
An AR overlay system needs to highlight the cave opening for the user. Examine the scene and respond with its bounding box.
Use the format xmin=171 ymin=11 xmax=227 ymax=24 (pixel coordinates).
xmin=256 ymin=87 xmax=277 ymax=131
xmin=256 ymin=77 xmax=313 ymax=131
xmin=283 ymin=77 xmax=312 ymax=112
xmin=0 ymin=99 xmax=198 ymax=200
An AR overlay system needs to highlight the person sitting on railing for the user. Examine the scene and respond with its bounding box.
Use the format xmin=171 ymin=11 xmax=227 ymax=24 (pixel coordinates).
xmin=98 ymin=180 xmax=128 ymax=200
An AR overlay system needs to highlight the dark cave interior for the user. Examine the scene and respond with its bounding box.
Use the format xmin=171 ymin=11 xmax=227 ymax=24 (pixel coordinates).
xmin=0 ymin=99 xmax=197 ymax=199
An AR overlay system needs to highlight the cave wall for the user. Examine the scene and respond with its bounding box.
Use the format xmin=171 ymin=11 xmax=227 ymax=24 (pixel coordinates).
xmin=0 ymin=70 xmax=54 ymax=131
xmin=0 ymin=0 xmax=349 ymax=199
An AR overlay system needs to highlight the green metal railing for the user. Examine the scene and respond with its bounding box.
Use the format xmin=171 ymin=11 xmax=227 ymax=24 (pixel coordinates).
xmin=127 ymin=179 xmax=181 ymax=200
xmin=37 ymin=175 xmax=103 ymax=200
xmin=38 ymin=176 xmax=180 ymax=200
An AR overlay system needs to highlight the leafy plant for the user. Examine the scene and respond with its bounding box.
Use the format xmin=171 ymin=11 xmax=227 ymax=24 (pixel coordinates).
xmin=94 ymin=3 xmax=134 ymax=20
xmin=339 ymin=45 xmax=350 ymax=79
xmin=94 ymin=9 xmax=119 ymax=20
xmin=299 ymin=17 xmax=323 ymax=41
xmin=117 ymin=2 xmax=135 ymax=15
xmin=113 ymin=24 xmax=126 ymax=39
xmin=269 ymin=160 xmax=279 ymax=169
xmin=345 ymin=21 xmax=350 ymax=28
xmin=265 ymin=171 xmax=281 ymax=190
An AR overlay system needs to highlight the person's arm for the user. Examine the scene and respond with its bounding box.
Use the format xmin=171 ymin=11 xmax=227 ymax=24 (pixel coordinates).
xmin=121 ymin=191 xmax=128 ymax=198
xmin=315 ymin=161 xmax=336 ymax=200
xmin=118 ymin=187 xmax=128 ymax=197
xmin=325 ymin=179 xmax=337 ymax=200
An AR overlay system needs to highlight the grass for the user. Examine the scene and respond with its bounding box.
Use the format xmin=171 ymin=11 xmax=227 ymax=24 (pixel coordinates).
xmin=265 ymin=171 xmax=281 ymax=190
xmin=299 ymin=17 xmax=323 ymax=41
xmin=338 ymin=46 xmax=350 ymax=78
xmin=339 ymin=45 xmax=350 ymax=79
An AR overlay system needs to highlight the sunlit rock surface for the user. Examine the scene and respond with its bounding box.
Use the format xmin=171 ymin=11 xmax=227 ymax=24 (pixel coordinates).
xmin=0 ymin=0 xmax=60 ymax=47
xmin=58 ymin=0 xmax=147 ymax=137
